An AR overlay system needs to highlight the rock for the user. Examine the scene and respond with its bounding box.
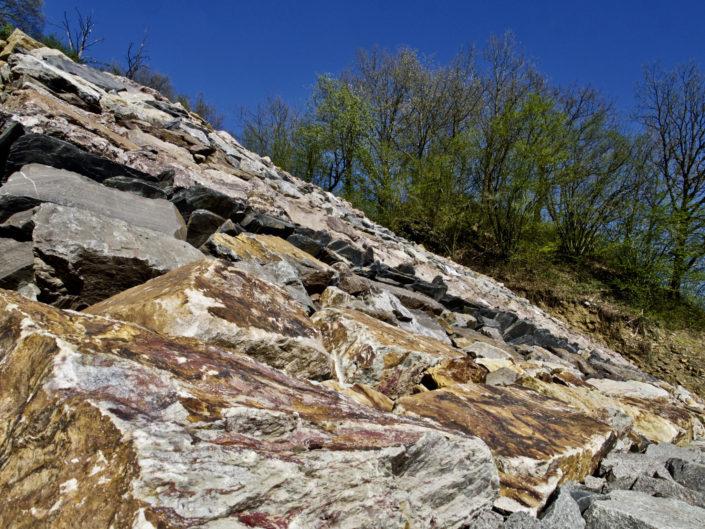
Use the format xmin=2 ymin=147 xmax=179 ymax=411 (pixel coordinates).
xmin=1 ymin=164 xmax=186 ymax=238
xmin=583 ymin=490 xmax=705 ymax=528
xmin=587 ymin=379 xmax=671 ymax=400
xmin=486 ymin=367 xmax=519 ymax=386
xmin=39 ymin=50 xmax=133 ymax=93
xmin=0 ymin=117 xmax=24 ymax=180
xmin=311 ymin=308 xmax=464 ymax=399
xmin=85 ymin=258 xmax=329 ymax=380
xmin=321 ymin=380 xmax=395 ymax=412
xmin=504 ymin=512 xmax=545 ymax=528
xmin=0 ymin=193 xmax=42 ymax=222
xmin=0 ymin=206 xmax=35 ymax=240
xmin=646 ymin=443 xmax=705 ymax=465
xmin=421 ymin=357 xmax=488 ymax=388
xmin=0 ymin=289 xmax=499 ymax=529
xmin=31 ymin=203 xmax=202 ymax=308
xmin=101 ymin=175 xmax=167 ymax=199
xmin=667 ymin=459 xmax=705 ymax=494
xmin=0 ymin=238 xmax=33 ymax=288
xmin=583 ymin=476 xmax=607 ymax=493
xmin=0 ymin=29 xmax=43 ymax=61
xmin=186 ymin=209 xmax=226 ymax=248
xmin=464 ymin=341 xmax=514 ymax=360
xmin=599 ymin=452 xmax=673 ymax=491
xmin=396 ymin=384 xmax=615 ymax=514
xmin=468 ymin=509 xmax=505 ymax=528
xmin=631 ymin=475 xmax=705 ymax=508
xmin=170 ymin=185 xmax=244 ymax=220
xmin=240 ymin=209 xmax=296 ymax=238
xmin=5 ymin=134 xmax=155 ymax=183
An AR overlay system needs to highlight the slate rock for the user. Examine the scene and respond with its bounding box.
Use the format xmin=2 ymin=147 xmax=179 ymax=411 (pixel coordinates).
xmin=0 ymin=206 xmax=35 ymax=240
xmin=186 ymin=209 xmax=226 ymax=248
xmin=667 ymin=459 xmax=705 ymax=494
xmin=1 ymin=164 xmax=186 ymax=239
xmin=5 ymin=134 xmax=155 ymax=182
xmin=631 ymin=475 xmax=705 ymax=508
xmin=170 ymin=185 xmax=244 ymax=220
xmin=584 ymin=489 xmax=705 ymax=528
xmin=239 ymin=210 xmax=295 ymax=238
xmin=31 ymin=203 xmax=202 ymax=309
xmin=286 ymin=232 xmax=324 ymax=257
xmin=599 ymin=452 xmax=672 ymax=491
xmin=41 ymin=52 xmax=132 ymax=93
xmin=0 ymin=117 xmax=24 ymax=180
xmin=504 ymin=512 xmax=545 ymax=528
xmin=101 ymin=175 xmax=167 ymax=199
xmin=0 ymin=238 xmax=33 ymax=288
xmin=327 ymin=239 xmax=367 ymax=266
xmin=646 ymin=443 xmax=705 ymax=465
xmin=0 ymin=194 xmax=42 ymax=222
xmin=410 ymin=277 xmax=448 ymax=301
xmin=215 ymin=218 xmax=244 ymax=237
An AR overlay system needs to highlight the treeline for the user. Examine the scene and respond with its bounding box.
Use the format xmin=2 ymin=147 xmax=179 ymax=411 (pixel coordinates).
xmin=239 ymin=33 xmax=705 ymax=309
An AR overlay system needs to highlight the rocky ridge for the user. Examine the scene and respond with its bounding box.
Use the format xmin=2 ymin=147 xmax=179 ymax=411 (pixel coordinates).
xmin=1 ymin=29 xmax=705 ymax=528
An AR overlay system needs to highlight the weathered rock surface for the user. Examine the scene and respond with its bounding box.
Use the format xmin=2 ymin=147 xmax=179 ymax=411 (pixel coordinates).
xmin=0 ymin=238 xmax=33 ymax=288
xmin=85 ymin=259 xmax=331 ymax=380
xmin=0 ymin=289 xmax=499 ymax=529
xmin=583 ymin=490 xmax=705 ymax=529
xmin=1 ymin=163 xmax=186 ymax=238
xmin=31 ymin=203 xmax=201 ymax=308
xmin=312 ymin=307 xmax=464 ymax=398
xmin=396 ymin=384 xmax=615 ymax=514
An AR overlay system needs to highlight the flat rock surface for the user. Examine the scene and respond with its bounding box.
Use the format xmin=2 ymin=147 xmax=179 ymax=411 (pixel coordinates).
xmin=0 ymin=238 xmax=33 ymax=288
xmin=396 ymin=383 xmax=615 ymax=514
xmin=31 ymin=203 xmax=202 ymax=308
xmin=0 ymin=289 xmax=499 ymax=529
xmin=312 ymin=307 xmax=464 ymax=398
xmin=584 ymin=490 xmax=705 ymax=529
xmin=85 ymin=259 xmax=331 ymax=380
xmin=1 ymin=163 xmax=185 ymax=238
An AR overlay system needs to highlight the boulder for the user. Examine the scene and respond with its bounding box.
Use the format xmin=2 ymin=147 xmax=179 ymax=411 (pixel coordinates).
xmin=1 ymin=164 xmax=186 ymax=238
xmin=0 ymin=117 xmax=24 ymax=179
xmin=0 ymin=238 xmax=33 ymax=288
xmin=0 ymin=289 xmax=499 ymax=529
xmin=311 ymin=308 xmax=464 ymax=399
xmin=421 ymin=357 xmax=489 ymax=388
xmin=631 ymin=475 xmax=705 ymax=508
xmin=396 ymin=384 xmax=615 ymax=514
xmin=540 ymin=486 xmax=585 ymax=529
xmin=0 ymin=29 xmax=43 ymax=61
xmin=101 ymin=175 xmax=167 ymax=199
xmin=38 ymin=51 xmax=133 ymax=93
xmin=598 ymin=452 xmax=673 ymax=491
xmin=0 ymin=206 xmax=35 ymax=240
xmin=84 ymin=259 xmax=330 ymax=380
xmin=170 ymin=185 xmax=245 ymax=220
xmin=31 ymin=203 xmax=202 ymax=308
xmin=583 ymin=490 xmax=705 ymax=529
xmin=186 ymin=208 xmax=226 ymax=248
xmin=668 ymin=459 xmax=705 ymax=494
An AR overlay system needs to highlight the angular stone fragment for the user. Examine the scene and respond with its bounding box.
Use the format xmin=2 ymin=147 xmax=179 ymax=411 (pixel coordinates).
xmin=1 ymin=164 xmax=186 ymax=238
xmin=584 ymin=490 xmax=705 ymax=529
xmin=0 ymin=206 xmax=35 ymax=240
xmin=186 ymin=208 xmax=226 ymax=248
xmin=668 ymin=459 xmax=705 ymax=494
xmin=321 ymin=380 xmax=395 ymax=412
xmin=85 ymin=258 xmax=330 ymax=380
xmin=0 ymin=289 xmax=499 ymax=529
xmin=396 ymin=384 xmax=615 ymax=514
xmin=0 ymin=238 xmax=33 ymax=288
xmin=598 ymin=452 xmax=672 ymax=491
xmin=540 ymin=486 xmax=586 ymax=529
xmin=422 ymin=357 xmax=488 ymax=388
xmin=631 ymin=475 xmax=705 ymax=508
xmin=32 ymin=203 xmax=201 ymax=308
xmin=312 ymin=307 xmax=464 ymax=398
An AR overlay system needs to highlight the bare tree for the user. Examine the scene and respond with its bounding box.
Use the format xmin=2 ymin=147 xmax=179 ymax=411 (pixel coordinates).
xmin=58 ymin=9 xmax=103 ymax=62
xmin=125 ymin=32 xmax=149 ymax=79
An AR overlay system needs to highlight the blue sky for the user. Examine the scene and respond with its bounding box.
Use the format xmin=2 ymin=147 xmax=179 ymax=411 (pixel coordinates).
xmin=43 ymin=1 xmax=705 ymax=132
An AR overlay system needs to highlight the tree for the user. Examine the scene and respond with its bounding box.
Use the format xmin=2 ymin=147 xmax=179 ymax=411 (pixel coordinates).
xmin=240 ymin=95 xmax=299 ymax=170
xmin=0 ymin=0 xmax=43 ymax=36
xmin=57 ymin=9 xmax=103 ymax=63
xmin=637 ymin=62 xmax=705 ymax=298
xmin=180 ymin=92 xmax=225 ymax=129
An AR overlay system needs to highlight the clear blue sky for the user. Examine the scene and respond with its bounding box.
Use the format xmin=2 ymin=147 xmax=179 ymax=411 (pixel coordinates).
xmin=43 ymin=1 xmax=705 ymax=133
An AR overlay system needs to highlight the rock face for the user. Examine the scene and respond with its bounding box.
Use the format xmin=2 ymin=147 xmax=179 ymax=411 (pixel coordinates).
xmin=32 ymin=203 xmax=201 ymax=308
xmin=0 ymin=36 xmax=705 ymax=528
xmin=0 ymin=289 xmax=499 ymax=529
xmin=85 ymin=259 xmax=332 ymax=380
xmin=396 ymin=384 xmax=615 ymax=514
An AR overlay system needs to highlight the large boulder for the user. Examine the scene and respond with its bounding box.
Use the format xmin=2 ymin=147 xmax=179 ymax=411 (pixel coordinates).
xmin=85 ymin=259 xmax=331 ymax=380
xmin=396 ymin=384 xmax=615 ymax=514
xmin=31 ymin=203 xmax=202 ymax=308
xmin=0 ymin=289 xmax=499 ymax=529
xmin=1 ymin=164 xmax=186 ymax=238
xmin=311 ymin=307 xmax=465 ymax=398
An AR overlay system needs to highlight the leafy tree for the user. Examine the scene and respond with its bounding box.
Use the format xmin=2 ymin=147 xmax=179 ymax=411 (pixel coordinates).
xmin=0 ymin=0 xmax=43 ymax=36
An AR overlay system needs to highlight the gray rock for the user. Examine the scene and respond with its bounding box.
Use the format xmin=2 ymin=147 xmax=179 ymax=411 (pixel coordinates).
xmin=486 ymin=367 xmax=519 ymax=386
xmin=31 ymin=203 xmax=202 ymax=308
xmin=0 ymin=238 xmax=33 ymax=288
xmin=186 ymin=209 xmax=226 ymax=248
xmin=632 ymin=475 xmax=705 ymax=508
xmin=541 ymin=486 xmax=585 ymax=529
xmin=40 ymin=52 xmax=132 ymax=93
xmin=583 ymin=476 xmax=607 ymax=493
xmin=504 ymin=511 xmax=545 ymax=528
xmin=646 ymin=443 xmax=705 ymax=465
xmin=0 ymin=206 xmax=35 ymax=240
xmin=605 ymin=407 xmax=635 ymax=439
xmin=464 ymin=341 xmax=513 ymax=360
xmin=1 ymin=164 xmax=187 ymax=239
xmin=599 ymin=451 xmax=672 ymax=491
xmin=467 ymin=509 xmax=504 ymax=528
xmin=584 ymin=490 xmax=705 ymax=528
xmin=668 ymin=459 xmax=705 ymax=494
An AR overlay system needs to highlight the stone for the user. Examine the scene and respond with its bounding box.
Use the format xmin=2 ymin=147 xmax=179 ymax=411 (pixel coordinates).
xmin=0 ymin=192 xmax=42 ymax=222
xmin=0 ymin=117 xmax=23 ymax=180
xmin=85 ymin=258 xmax=329 ymax=380
xmin=5 ymin=134 xmax=155 ymax=183
xmin=583 ymin=490 xmax=705 ymax=528
xmin=1 ymin=164 xmax=186 ymax=238
xmin=667 ymin=459 xmax=705 ymax=494
xmin=0 ymin=238 xmax=33 ymax=288
xmin=599 ymin=452 xmax=673 ymax=491
xmin=101 ymin=175 xmax=167 ymax=199
xmin=468 ymin=509 xmax=505 ymax=528
xmin=587 ymin=379 xmax=671 ymax=400
xmin=396 ymin=384 xmax=615 ymax=514
xmin=0 ymin=29 xmax=43 ymax=61
xmin=464 ymin=341 xmax=514 ymax=360
xmin=0 ymin=289 xmax=499 ymax=529
xmin=31 ymin=203 xmax=202 ymax=308
xmin=486 ymin=367 xmax=519 ymax=386
xmin=646 ymin=442 xmax=705 ymax=465
xmin=0 ymin=205 xmax=35 ymax=240
xmin=239 ymin=209 xmax=296 ymax=238
xmin=170 ymin=185 xmax=244 ymax=220
xmin=311 ymin=308 xmax=464 ymax=399
xmin=39 ymin=51 xmax=133 ymax=93
xmin=631 ymin=475 xmax=705 ymax=508
xmin=321 ymin=381 xmax=395 ymax=413
xmin=186 ymin=209 xmax=226 ymax=248
xmin=421 ymin=357 xmax=488 ymax=388
xmin=504 ymin=512 xmax=545 ymax=528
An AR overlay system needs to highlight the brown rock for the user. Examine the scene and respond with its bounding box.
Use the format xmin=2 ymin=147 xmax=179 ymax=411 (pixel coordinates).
xmin=396 ymin=384 xmax=615 ymax=514
xmin=85 ymin=259 xmax=332 ymax=380
xmin=423 ymin=357 xmax=489 ymax=388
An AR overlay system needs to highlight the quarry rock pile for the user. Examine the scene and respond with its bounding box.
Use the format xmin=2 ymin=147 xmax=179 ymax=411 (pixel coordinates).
xmin=1 ymin=29 xmax=705 ymax=528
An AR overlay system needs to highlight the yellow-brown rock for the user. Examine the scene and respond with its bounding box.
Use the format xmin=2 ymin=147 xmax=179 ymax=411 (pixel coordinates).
xmin=521 ymin=377 xmax=700 ymax=445
xmin=0 ymin=29 xmax=43 ymax=61
xmin=312 ymin=307 xmax=465 ymax=398
xmin=396 ymin=383 xmax=615 ymax=514
xmin=321 ymin=380 xmax=395 ymax=412
xmin=85 ymin=258 xmax=332 ymax=380
xmin=0 ymin=289 xmax=499 ymax=529
xmin=423 ymin=357 xmax=489 ymax=388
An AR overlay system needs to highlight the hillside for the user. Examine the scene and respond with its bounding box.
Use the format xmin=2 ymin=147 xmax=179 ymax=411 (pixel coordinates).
xmin=1 ymin=30 xmax=705 ymax=529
